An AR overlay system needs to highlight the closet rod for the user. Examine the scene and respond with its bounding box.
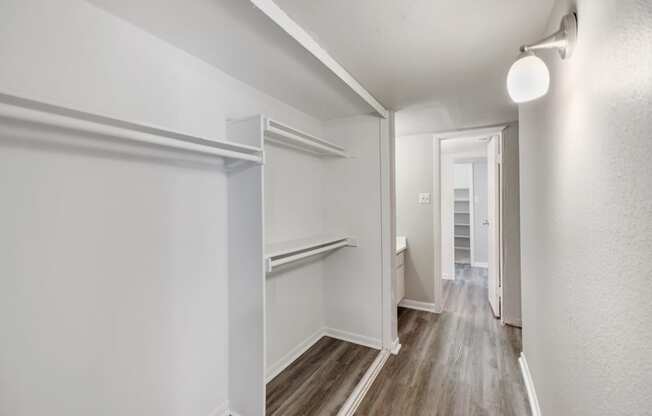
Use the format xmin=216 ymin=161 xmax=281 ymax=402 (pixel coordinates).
xmin=0 ymin=94 xmax=264 ymax=164
xmin=266 ymin=240 xmax=351 ymax=272
xmin=265 ymin=120 xmax=349 ymax=158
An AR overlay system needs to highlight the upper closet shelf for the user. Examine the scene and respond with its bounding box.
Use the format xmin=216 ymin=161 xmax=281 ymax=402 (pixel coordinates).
xmin=0 ymin=93 xmax=264 ymax=164
xmin=265 ymin=234 xmax=357 ymax=272
xmin=264 ymin=118 xmax=349 ymax=158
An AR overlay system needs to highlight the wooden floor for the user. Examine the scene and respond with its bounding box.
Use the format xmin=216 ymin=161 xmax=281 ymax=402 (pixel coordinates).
xmin=356 ymin=265 xmax=531 ymax=416
xmin=266 ymin=336 xmax=377 ymax=416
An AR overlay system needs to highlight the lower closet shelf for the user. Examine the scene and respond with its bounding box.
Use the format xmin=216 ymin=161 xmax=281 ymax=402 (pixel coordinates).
xmin=265 ymin=234 xmax=357 ymax=273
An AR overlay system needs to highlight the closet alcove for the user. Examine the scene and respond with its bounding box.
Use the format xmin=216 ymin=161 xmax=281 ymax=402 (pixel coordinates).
xmin=225 ymin=114 xmax=388 ymax=416
xmin=0 ymin=2 xmax=395 ymax=416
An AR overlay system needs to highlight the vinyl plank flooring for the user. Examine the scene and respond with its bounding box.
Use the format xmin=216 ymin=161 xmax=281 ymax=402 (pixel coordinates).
xmin=266 ymin=336 xmax=377 ymax=416
xmin=356 ymin=266 xmax=531 ymax=416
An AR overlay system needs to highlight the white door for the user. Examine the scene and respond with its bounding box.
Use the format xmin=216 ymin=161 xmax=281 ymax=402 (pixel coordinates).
xmin=486 ymin=135 xmax=501 ymax=317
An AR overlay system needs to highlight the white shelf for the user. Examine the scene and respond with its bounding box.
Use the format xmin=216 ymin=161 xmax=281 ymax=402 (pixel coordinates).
xmin=264 ymin=118 xmax=349 ymax=158
xmin=0 ymin=93 xmax=264 ymax=164
xmin=455 ymin=199 xmax=470 ymax=202
xmin=454 ymin=235 xmax=470 ymax=239
xmin=454 ymin=211 xmax=470 ymax=214
xmin=265 ymin=234 xmax=357 ymax=272
xmin=455 ymin=223 xmax=471 ymax=227
xmin=454 ymin=246 xmax=471 ymax=251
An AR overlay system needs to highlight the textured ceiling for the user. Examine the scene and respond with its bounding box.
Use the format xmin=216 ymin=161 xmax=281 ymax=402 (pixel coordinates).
xmin=275 ymin=0 xmax=555 ymax=132
xmin=88 ymin=0 xmax=554 ymax=129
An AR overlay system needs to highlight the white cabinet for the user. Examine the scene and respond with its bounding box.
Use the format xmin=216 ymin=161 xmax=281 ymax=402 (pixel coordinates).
xmin=395 ymin=236 xmax=407 ymax=305
xmin=396 ymin=252 xmax=405 ymax=305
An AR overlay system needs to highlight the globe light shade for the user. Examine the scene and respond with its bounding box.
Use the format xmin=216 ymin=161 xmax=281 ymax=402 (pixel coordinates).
xmin=507 ymin=53 xmax=550 ymax=103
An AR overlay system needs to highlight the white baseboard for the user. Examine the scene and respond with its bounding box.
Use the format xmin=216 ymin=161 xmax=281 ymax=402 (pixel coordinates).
xmin=472 ymin=261 xmax=488 ymax=268
xmin=337 ymin=349 xmax=390 ymax=416
xmin=266 ymin=326 xmax=382 ymax=383
xmin=390 ymin=337 xmax=401 ymax=355
xmin=519 ymin=353 xmax=541 ymax=416
xmin=265 ymin=327 xmax=324 ymax=383
xmin=324 ymin=327 xmax=382 ymax=350
xmin=399 ymin=298 xmax=439 ymax=314
xmin=442 ymin=273 xmax=455 ymax=280
xmin=209 ymin=401 xmax=229 ymax=416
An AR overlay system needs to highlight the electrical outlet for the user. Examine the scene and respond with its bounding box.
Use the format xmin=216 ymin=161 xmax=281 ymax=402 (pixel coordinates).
xmin=418 ymin=193 xmax=431 ymax=204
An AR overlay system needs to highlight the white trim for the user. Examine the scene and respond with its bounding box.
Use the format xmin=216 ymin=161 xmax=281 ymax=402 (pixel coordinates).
xmin=208 ymin=401 xmax=230 ymax=416
xmin=249 ymin=0 xmax=389 ymax=118
xmin=429 ymin=127 xmax=508 ymax=313
xmin=519 ymin=353 xmax=542 ymax=416
xmin=472 ymin=261 xmax=489 ymax=268
xmin=398 ymin=299 xmax=440 ymax=314
xmin=265 ymin=328 xmax=324 ymax=383
xmin=337 ymin=349 xmax=390 ymax=416
xmin=390 ymin=337 xmax=402 ymax=355
xmin=442 ymin=273 xmax=455 ymax=280
xmin=266 ymin=327 xmax=382 ymax=383
xmin=380 ymin=114 xmax=396 ymax=353
xmin=432 ymin=124 xmax=511 ymax=140
xmin=324 ymin=327 xmax=383 ymax=350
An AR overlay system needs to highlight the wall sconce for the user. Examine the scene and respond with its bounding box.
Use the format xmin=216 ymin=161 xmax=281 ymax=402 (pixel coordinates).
xmin=507 ymin=12 xmax=578 ymax=103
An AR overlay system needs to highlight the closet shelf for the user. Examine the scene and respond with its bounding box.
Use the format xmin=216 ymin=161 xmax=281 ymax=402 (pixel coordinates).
xmin=0 ymin=93 xmax=264 ymax=164
xmin=454 ymin=246 xmax=471 ymax=251
xmin=454 ymin=211 xmax=470 ymax=214
xmin=264 ymin=118 xmax=349 ymax=158
xmin=455 ymin=223 xmax=470 ymax=226
xmin=265 ymin=234 xmax=357 ymax=272
xmin=454 ymin=235 xmax=470 ymax=239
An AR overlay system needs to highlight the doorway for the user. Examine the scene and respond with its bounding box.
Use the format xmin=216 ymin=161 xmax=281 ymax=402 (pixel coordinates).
xmin=432 ymin=124 xmax=521 ymax=325
xmin=392 ymin=123 xmax=522 ymax=344
xmin=439 ymin=135 xmax=499 ymax=316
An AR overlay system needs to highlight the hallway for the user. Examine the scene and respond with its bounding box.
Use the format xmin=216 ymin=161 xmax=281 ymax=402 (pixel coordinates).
xmin=357 ymin=266 xmax=530 ymax=415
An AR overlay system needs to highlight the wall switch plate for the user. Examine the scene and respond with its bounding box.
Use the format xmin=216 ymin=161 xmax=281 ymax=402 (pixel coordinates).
xmin=418 ymin=193 xmax=431 ymax=204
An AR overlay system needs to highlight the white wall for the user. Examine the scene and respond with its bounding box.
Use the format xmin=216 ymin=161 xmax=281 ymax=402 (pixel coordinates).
xmin=323 ymin=115 xmax=385 ymax=346
xmin=0 ymin=1 xmax=323 ymax=415
xmin=500 ymin=124 xmax=521 ymax=326
xmin=454 ymin=163 xmax=472 ymax=188
xmin=397 ymin=135 xmax=490 ymax=301
xmin=395 ymin=134 xmax=436 ymax=304
xmin=264 ymin=143 xmax=326 ymax=375
xmin=519 ymin=1 xmax=652 ymax=415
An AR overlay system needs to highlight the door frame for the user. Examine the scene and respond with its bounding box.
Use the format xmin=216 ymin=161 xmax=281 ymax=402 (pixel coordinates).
xmin=432 ymin=125 xmax=507 ymax=314
xmin=486 ymin=133 xmax=502 ymax=317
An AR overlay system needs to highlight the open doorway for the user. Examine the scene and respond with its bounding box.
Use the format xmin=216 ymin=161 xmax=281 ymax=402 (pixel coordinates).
xmin=440 ymin=135 xmax=499 ymax=316
xmin=386 ymin=123 xmax=525 ymax=413
xmin=434 ymin=125 xmax=521 ymax=326
xmin=392 ymin=123 xmax=522 ymax=345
